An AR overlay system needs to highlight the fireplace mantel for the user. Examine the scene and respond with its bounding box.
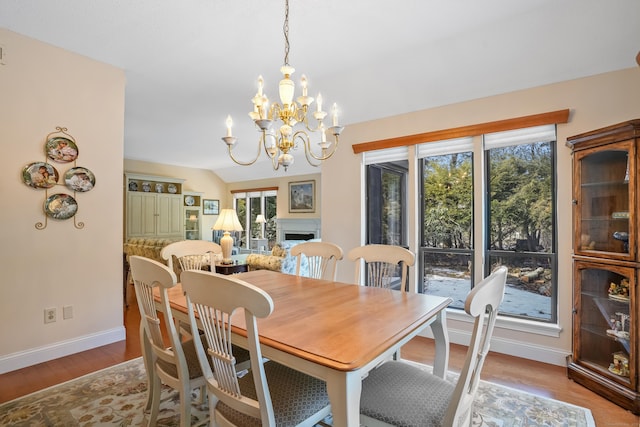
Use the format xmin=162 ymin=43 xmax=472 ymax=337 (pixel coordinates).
xmin=276 ymin=218 xmax=321 ymax=241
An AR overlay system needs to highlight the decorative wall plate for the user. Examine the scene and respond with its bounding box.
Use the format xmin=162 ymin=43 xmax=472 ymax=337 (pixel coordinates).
xmin=167 ymin=184 xmax=177 ymax=194
xmin=155 ymin=183 xmax=164 ymax=193
xmin=64 ymin=167 xmax=95 ymax=192
xmin=45 ymin=137 xmax=79 ymax=163
xmin=128 ymin=181 xmax=138 ymax=191
xmin=142 ymin=182 xmax=151 ymax=192
xmin=22 ymin=162 xmax=59 ymax=189
xmin=185 ymin=195 xmax=195 ymax=206
xmin=44 ymin=193 xmax=78 ymax=219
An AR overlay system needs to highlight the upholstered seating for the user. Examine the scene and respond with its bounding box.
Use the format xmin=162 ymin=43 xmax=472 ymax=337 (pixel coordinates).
xmin=246 ymin=240 xmax=314 ymax=276
xmin=123 ymin=237 xmax=180 ymax=264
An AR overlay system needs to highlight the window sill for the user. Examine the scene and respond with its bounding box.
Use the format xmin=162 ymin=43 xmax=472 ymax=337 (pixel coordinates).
xmin=446 ymin=308 xmax=563 ymax=338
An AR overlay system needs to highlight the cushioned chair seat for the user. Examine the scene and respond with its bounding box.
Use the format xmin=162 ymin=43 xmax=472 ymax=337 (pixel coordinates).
xmin=360 ymin=361 xmax=454 ymax=426
xmin=216 ymin=361 xmax=330 ymax=427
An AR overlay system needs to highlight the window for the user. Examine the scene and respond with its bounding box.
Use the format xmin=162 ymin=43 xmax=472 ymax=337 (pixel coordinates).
xmin=419 ymin=138 xmax=474 ymax=310
xmin=233 ymin=189 xmax=277 ymax=252
xmin=364 ymin=148 xmax=409 ymax=287
xmin=420 ymin=126 xmax=557 ymax=322
xmin=365 ymin=148 xmax=409 ymax=246
xmin=485 ymin=125 xmax=557 ymax=322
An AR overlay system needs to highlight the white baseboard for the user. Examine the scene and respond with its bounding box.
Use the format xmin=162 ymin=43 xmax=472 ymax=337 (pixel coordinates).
xmin=0 ymin=327 xmax=126 ymax=374
xmin=420 ymin=327 xmax=571 ymax=367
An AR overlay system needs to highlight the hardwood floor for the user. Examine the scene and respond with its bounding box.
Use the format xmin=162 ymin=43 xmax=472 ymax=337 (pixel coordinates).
xmin=1 ymin=295 xmax=639 ymax=426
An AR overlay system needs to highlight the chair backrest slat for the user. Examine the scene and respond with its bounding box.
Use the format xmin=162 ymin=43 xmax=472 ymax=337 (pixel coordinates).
xmin=160 ymin=240 xmax=222 ymax=272
xmin=291 ymin=241 xmax=344 ymax=280
xmin=348 ymin=244 xmax=415 ymax=292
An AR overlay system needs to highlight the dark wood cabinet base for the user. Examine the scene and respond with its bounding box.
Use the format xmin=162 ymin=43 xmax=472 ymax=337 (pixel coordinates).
xmin=568 ymin=362 xmax=640 ymax=414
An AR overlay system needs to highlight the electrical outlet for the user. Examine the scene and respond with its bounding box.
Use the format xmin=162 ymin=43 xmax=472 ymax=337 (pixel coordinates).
xmin=63 ymin=305 xmax=73 ymax=320
xmin=44 ymin=308 xmax=56 ymax=323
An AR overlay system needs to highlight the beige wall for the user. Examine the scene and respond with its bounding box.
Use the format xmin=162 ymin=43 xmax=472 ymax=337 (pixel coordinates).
xmin=322 ymin=67 xmax=640 ymax=365
xmin=0 ymin=30 xmax=126 ymax=372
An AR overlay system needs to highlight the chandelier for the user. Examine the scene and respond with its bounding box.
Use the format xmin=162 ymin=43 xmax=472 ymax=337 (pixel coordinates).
xmin=221 ymin=0 xmax=343 ymax=171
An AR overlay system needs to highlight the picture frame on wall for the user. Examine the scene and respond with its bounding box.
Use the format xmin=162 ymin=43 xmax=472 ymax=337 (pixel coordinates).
xmin=289 ymin=180 xmax=315 ymax=213
xmin=203 ymin=199 xmax=219 ymax=215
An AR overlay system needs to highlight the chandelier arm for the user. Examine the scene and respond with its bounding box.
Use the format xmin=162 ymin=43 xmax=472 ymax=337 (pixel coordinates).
xmin=262 ymin=131 xmax=279 ymax=159
xmin=270 ymin=104 xmax=283 ymax=122
xmin=270 ymin=147 xmax=282 ymax=170
xmin=295 ymin=130 xmax=340 ymax=162
xmin=225 ymin=135 xmax=266 ymax=166
xmin=292 ymin=132 xmax=321 ymax=167
xmin=300 ymin=118 xmax=323 ymax=133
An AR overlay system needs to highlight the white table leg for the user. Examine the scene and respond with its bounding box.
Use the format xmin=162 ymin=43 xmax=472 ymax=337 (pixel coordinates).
xmin=325 ymin=369 xmax=362 ymax=427
xmin=430 ymin=310 xmax=449 ymax=379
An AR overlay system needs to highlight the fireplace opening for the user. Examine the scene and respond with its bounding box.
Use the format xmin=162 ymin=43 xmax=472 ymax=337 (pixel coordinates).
xmin=285 ymin=232 xmax=315 ymax=241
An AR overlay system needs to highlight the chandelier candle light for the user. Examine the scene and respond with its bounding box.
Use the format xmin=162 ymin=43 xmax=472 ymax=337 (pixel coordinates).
xmin=222 ymin=0 xmax=344 ymax=171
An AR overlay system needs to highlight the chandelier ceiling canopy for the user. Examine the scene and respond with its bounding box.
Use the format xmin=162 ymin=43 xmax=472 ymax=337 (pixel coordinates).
xmin=222 ymin=0 xmax=343 ymax=172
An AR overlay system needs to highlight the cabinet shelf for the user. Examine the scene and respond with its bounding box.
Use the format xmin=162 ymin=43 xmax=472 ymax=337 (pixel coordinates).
xmin=580 ymin=324 xmax=630 ymax=355
xmin=581 ymin=217 xmax=629 ymax=222
xmin=581 ymin=181 xmax=629 ymax=188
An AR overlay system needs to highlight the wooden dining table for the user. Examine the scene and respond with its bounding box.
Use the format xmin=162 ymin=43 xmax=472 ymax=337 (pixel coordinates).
xmin=161 ymin=269 xmax=452 ymax=427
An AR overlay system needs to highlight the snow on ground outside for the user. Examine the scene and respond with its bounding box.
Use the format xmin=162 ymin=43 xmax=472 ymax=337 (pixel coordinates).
xmin=424 ymin=274 xmax=552 ymax=320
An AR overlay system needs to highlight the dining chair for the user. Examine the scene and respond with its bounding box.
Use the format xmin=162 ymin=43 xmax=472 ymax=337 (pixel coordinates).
xmin=181 ymin=269 xmax=332 ymax=427
xmin=290 ymin=241 xmax=344 ymax=280
xmin=129 ymin=255 xmax=210 ymax=427
xmin=160 ymin=240 xmax=220 ymax=340
xmin=161 ymin=243 xmax=253 ymax=368
xmin=359 ymin=266 xmax=508 ymax=427
xmin=347 ymin=244 xmax=415 ymax=292
xmin=160 ymin=239 xmax=222 ymax=275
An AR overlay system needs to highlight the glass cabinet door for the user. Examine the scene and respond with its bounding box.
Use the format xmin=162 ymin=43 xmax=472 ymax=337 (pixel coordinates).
xmin=574 ymin=140 xmax=635 ymax=260
xmin=185 ymin=208 xmax=200 ymax=240
xmin=574 ymin=261 xmax=635 ymax=389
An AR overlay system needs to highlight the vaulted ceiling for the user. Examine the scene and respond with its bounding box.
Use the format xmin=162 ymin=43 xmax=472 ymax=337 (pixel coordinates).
xmin=1 ymin=0 xmax=638 ymax=182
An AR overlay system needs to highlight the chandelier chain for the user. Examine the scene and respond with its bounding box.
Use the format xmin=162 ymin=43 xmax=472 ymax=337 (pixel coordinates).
xmin=283 ymin=0 xmax=290 ymax=66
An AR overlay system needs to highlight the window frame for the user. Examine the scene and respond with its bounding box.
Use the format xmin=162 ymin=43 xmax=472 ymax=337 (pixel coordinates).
xmin=232 ymin=189 xmax=277 ymax=252
xmin=483 ymin=131 xmax=558 ymax=323
xmin=417 ymin=126 xmax=559 ymax=324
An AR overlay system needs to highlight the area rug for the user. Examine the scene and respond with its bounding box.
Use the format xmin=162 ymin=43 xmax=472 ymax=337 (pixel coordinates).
xmin=0 ymin=357 xmax=595 ymax=426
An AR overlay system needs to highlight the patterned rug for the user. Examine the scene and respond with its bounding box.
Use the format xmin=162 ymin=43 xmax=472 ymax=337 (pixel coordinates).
xmin=0 ymin=357 xmax=595 ymax=426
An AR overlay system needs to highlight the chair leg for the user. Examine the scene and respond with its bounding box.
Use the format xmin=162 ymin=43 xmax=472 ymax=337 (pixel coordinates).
xmin=140 ymin=324 xmax=155 ymax=411
xmin=179 ymin=385 xmax=192 ymax=427
xmin=148 ymin=372 xmax=162 ymax=426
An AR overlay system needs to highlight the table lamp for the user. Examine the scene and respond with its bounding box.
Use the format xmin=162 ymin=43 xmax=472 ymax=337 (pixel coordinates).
xmin=255 ymin=214 xmax=266 ymax=239
xmin=212 ymin=209 xmax=243 ymax=264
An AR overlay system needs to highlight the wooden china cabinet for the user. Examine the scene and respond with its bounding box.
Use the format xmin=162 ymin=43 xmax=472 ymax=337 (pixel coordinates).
xmin=566 ymin=119 xmax=640 ymax=414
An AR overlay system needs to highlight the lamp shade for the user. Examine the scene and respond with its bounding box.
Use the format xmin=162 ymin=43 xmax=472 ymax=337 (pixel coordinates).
xmin=255 ymin=214 xmax=266 ymax=224
xmin=212 ymin=209 xmax=243 ymax=265
xmin=213 ymin=209 xmax=243 ymax=232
